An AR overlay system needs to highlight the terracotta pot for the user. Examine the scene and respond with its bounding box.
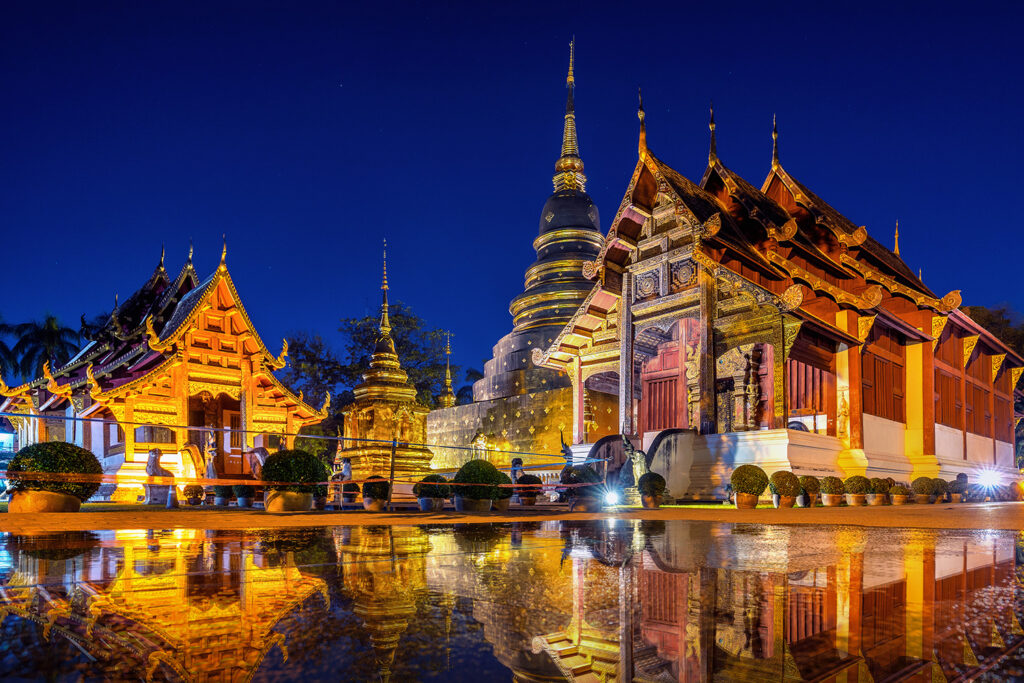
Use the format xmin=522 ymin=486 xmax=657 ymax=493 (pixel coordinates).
xmin=776 ymin=495 xmax=796 ymax=508
xmin=641 ymin=494 xmax=661 ymax=509
xmin=571 ymin=497 xmax=603 ymax=512
xmin=8 ymin=490 xmax=82 ymax=513
xmin=891 ymin=495 xmax=909 ymax=506
xmin=363 ymin=497 xmax=386 ymax=512
xmin=866 ymin=493 xmax=888 ymax=506
xmin=951 ymin=493 xmax=963 ymax=504
xmin=187 ymin=497 xmax=202 ymax=506
xmin=236 ymin=497 xmax=253 ymax=508
xmin=454 ymin=496 xmax=491 ymax=512
xmin=821 ymin=493 xmax=843 ymax=507
xmin=492 ymin=498 xmax=511 ymax=512
xmin=519 ymin=496 xmax=537 ymax=506
xmin=264 ymin=491 xmax=313 ymax=512
xmin=845 ymin=493 xmax=866 ymax=506
xmin=914 ymin=494 xmax=935 ymax=504
xmin=734 ymin=492 xmax=759 ymax=509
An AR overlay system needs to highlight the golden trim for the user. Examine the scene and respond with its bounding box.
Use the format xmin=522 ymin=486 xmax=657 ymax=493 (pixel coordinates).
xmin=992 ymin=354 xmax=1007 ymax=382
xmin=145 ymin=316 xmax=170 ymax=352
xmin=1011 ymin=367 xmax=1023 ymax=390
xmin=962 ymin=335 xmax=980 ymax=368
xmin=931 ymin=316 xmax=948 ymax=350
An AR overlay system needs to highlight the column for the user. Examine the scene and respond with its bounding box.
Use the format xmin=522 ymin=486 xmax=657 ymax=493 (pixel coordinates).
xmin=697 ymin=266 xmax=716 ymax=434
xmin=905 ymin=310 xmax=939 ymax=478
xmin=571 ymin=358 xmax=584 ymax=444
xmin=620 ymin=272 xmax=635 ymax=435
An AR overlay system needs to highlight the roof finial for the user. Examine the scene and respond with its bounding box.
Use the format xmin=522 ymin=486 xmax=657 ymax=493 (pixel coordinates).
xmin=771 ymin=114 xmax=780 ymax=169
xmin=894 ymin=220 xmax=900 ymax=256
xmin=440 ymin=330 xmax=455 ymax=408
xmin=638 ymin=87 xmax=647 ymax=157
xmin=158 ymin=244 xmax=165 ymax=270
xmin=708 ymin=101 xmax=717 ymax=162
xmin=553 ymin=39 xmax=585 ymax=191
xmin=567 ymin=37 xmax=574 ymax=86
xmin=379 ymin=239 xmax=391 ymax=336
xmin=219 ymin=234 xmax=227 ymax=270
xmin=918 ymin=267 xmax=923 ymax=280
xmin=187 ymin=239 xmax=194 ymax=263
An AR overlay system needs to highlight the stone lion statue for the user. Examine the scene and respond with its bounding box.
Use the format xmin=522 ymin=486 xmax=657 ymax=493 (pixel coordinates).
xmin=144 ymin=447 xmax=174 ymax=505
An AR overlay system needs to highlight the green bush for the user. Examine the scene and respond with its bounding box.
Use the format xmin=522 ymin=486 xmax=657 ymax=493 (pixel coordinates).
xmin=560 ymin=465 xmax=602 ymax=498
xmin=413 ymin=474 xmax=450 ymax=499
xmin=232 ymin=484 xmax=255 ymax=498
xmin=261 ymin=449 xmax=329 ymax=493
xmin=515 ymin=473 xmax=543 ymax=497
xmin=638 ymin=472 xmax=667 ymax=497
xmin=798 ymin=475 xmax=820 ymax=495
xmin=820 ymin=476 xmax=845 ymax=494
xmin=362 ymin=476 xmax=391 ymax=500
xmin=948 ymin=479 xmax=966 ymax=494
xmin=342 ymin=481 xmax=361 ymax=494
xmin=453 ymin=459 xmax=502 ymax=500
xmin=911 ymin=477 xmax=935 ymax=495
xmin=931 ymin=478 xmax=948 ymax=494
xmin=494 ymin=471 xmax=514 ymax=500
xmin=844 ymin=475 xmax=871 ymax=494
xmin=955 ymin=472 xmax=968 ymax=484
xmin=890 ymin=485 xmax=910 ymax=496
xmin=183 ymin=484 xmax=205 ymax=499
xmin=869 ymin=478 xmax=890 ymax=494
xmin=730 ymin=465 xmax=768 ymax=495
xmin=768 ymin=471 xmax=801 ymax=497
xmin=6 ymin=442 xmax=103 ymax=502
xmin=213 ymin=485 xmax=233 ymax=499
xmin=885 ymin=477 xmax=896 ymax=488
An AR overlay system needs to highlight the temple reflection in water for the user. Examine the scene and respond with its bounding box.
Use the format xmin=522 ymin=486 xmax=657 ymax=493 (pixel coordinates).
xmin=1 ymin=522 xmax=1022 ymax=681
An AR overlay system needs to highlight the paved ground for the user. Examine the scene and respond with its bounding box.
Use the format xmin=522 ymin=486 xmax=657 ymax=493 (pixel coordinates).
xmin=3 ymin=501 xmax=1024 ymax=533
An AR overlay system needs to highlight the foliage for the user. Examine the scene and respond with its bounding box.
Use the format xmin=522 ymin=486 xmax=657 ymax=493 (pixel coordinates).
xmin=890 ymin=485 xmax=910 ymax=496
xmin=494 ymin=471 xmax=514 ymax=499
xmin=911 ymin=476 xmax=935 ymax=495
xmin=183 ymin=484 xmax=205 ymax=499
xmin=362 ymin=475 xmax=391 ymax=500
xmin=515 ymin=473 xmax=543 ymax=497
xmin=948 ymin=479 xmax=966 ymax=494
xmin=956 ymin=472 xmax=968 ymax=483
xmin=961 ymin=305 xmax=1024 ymax=356
xmin=413 ymin=474 xmax=450 ymax=499
xmin=213 ymin=485 xmax=233 ymax=498
xmin=869 ymin=477 xmax=891 ymax=494
xmin=10 ymin=314 xmax=81 ymax=379
xmin=453 ymin=459 xmax=501 ymax=500
xmin=638 ymin=472 xmax=667 ymax=497
xmin=261 ymin=449 xmax=329 ymax=493
xmin=232 ymin=484 xmax=256 ymax=498
xmin=843 ymin=475 xmax=871 ymax=494
xmin=342 ymin=481 xmax=360 ymax=494
xmin=820 ymin=476 xmax=845 ymax=494
xmin=798 ymin=475 xmax=820 ymax=495
xmin=456 ymin=367 xmax=484 ymax=405
xmin=7 ymin=442 xmax=101 ymax=501
xmin=768 ymin=470 xmax=800 ymax=497
xmin=931 ymin=478 xmax=949 ymax=494
xmin=0 ymin=314 xmax=18 ymax=378
xmin=559 ymin=465 xmax=602 ymax=498
xmin=730 ymin=464 xmax=768 ymax=496
xmin=294 ymin=422 xmax=344 ymax=468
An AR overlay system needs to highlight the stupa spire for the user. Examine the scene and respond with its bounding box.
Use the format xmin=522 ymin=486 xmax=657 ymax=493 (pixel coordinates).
xmin=553 ymin=39 xmax=586 ymax=191
xmin=439 ymin=331 xmax=455 ymax=408
xmin=771 ymin=114 xmax=780 ymax=169
xmin=637 ymin=87 xmax=647 ymax=156
xmin=379 ymin=239 xmax=391 ymax=338
xmin=708 ymin=101 xmax=717 ymax=162
xmin=894 ymin=220 xmax=901 ymax=256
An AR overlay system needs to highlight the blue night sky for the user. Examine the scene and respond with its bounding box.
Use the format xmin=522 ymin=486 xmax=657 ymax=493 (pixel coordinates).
xmin=2 ymin=2 xmax=1022 ymax=381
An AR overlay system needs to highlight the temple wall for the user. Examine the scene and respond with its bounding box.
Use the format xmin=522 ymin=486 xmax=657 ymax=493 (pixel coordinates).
xmin=863 ymin=414 xmax=911 ymax=476
xmin=965 ymin=433 xmax=993 ymax=466
xmin=935 ymin=424 xmax=964 ymax=461
xmin=996 ymin=440 xmax=1014 ymax=468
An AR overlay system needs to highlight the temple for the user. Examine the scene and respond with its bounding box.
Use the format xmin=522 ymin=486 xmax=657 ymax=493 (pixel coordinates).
xmin=532 ymin=102 xmax=1024 ymax=496
xmin=0 ymin=246 xmax=327 ymax=500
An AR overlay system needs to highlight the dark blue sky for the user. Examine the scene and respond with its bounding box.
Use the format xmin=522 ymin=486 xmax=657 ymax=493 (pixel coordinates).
xmin=3 ymin=1 xmax=1022 ymax=380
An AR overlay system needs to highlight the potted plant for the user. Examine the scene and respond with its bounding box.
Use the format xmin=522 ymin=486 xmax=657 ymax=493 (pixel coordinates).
xmin=867 ymin=477 xmax=890 ymax=505
xmin=948 ymin=478 xmax=966 ymax=503
xmin=730 ymin=464 xmax=768 ymax=509
xmin=515 ymin=474 xmax=543 ymax=505
xmin=843 ymin=475 xmax=870 ymax=506
xmin=493 ymin=471 xmax=514 ymax=512
xmin=233 ymin=484 xmax=255 ymax=508
xmin=413 ymin=474 xmax=450 ymax=511
xmin=362 ymin=476 xmax=391 ymax=511
xmin=638 ymin=472 xmax=667 ymax=509
xmin=183 ymin=484 xmax=205 ymax=506
xmin=6 ymin=442 xmax=102 ymax=513
xmin=890 ymin=484 xmax=910 ymax=505
xmin=820 ymin=476 xmax=845 ymax=506
xmin=313 ymin=483 xmax=328 ymax=510
xmin=452 ymin=459 xmax=500 ymax=512
xmin=213 ymin=485 xmax=233 ymax=506
xmin=261 ymin=449 xmax=327 ymax=512
xmin=931 ymin=478 xmax=949 ymax=503
xmin=342 ymin=482 xmax=360 ymax=505
xmin=768 ymin=470 xmax=800 ymax=508
xmin=560 ymin=465 xmax=603 ymax=512
xmin=798 ymin=475 xmax=820 ymax=507
xmin=911 ymin=476 xmax=936 ymax=504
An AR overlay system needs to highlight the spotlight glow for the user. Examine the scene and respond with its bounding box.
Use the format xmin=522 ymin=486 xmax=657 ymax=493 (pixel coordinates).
xmin=977 ymin=470 xmax=1000 ymax=488
xmin=604 ymin=490 xmax=621 ymax=505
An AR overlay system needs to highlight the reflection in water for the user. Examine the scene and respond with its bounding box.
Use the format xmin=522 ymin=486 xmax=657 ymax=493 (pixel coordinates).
xmin=1 ymin=522 xmax=1023 ymax=681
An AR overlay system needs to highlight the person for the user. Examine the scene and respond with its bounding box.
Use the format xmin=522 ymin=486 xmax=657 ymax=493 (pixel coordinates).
xmin=510 ymin=457 xmax=524 ymax=483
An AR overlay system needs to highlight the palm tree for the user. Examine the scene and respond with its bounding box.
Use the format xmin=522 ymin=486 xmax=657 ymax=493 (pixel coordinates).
xmin=0 ymin=314 xmax=17 ymax=379
xmin=12 ymin=314 xmax=82 ymax=379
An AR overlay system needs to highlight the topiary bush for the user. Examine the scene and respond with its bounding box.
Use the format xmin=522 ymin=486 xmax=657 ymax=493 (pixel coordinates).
xmin=560 ymin=465 xmax=602 ymax=498
xmin=343 ymin=482 xmax=360 ymax=494
xmin=261 ymin=449 xmax=329 ymax=493
xmin=931 ymin=478 xmax=949 ymax=495
xmin=413 ymin=474 xmax=450 ymax=499
xmin=515 ymin=473 xmax=543 ymax=497
xmin=870 ymin=478 xmax=891 ymax=495
xmin=820 ymin=476 xmax=845 ymax=495
xmin=730 ymin=465 xmax=768 ymax=496
xmin=363 ymin=476 xmax=390 ymax=500
xmin=948 ymin=479 xmax=966 ymax=495
xmin=890 ymin=484 xmax=910 ymax=496
xmin=494 ymin=471 xmax=514 ymax=500
xmin=911 ymin=477 xmax=935 ymax=495
xmin=183 ymin=484 xmax=205 ymax=500
xmin=844 ymin=475 xmax=871 ymax=494
xmin=6 ymin=442 xmax=103 ymax=502
xmin=768 ymin=471 xmax=801 ymax=497
xmin=453 ymin=459 xmax=501 ymax=500
xmin=956 ymin=472 xmax=968 ymax=484
xmin=232 ymin=484 xmax=255 ymax=498
xmin=799 ymin=475 xmax=820 ymax=495
xmin=213 ymin=485 xmax=234 ymax=499
xmin=638 ymin=472 xmax=667 ymax=498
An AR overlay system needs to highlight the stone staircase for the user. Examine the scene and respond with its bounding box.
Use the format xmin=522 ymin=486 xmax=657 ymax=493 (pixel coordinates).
xmin=538 ymin=631 xmax=675 ymax=682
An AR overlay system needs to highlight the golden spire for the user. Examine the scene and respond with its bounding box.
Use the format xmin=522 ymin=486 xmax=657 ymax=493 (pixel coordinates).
xmin=219 ymin=234 xmax=227 ymax=271
xmin=894 ymin=220 xmax=901 ymax=256
xmin=187 ymin=239 xmax=193 ymax=263
xmin=771 ymin=114 xmax=779 ymax=169
xmin=158 ymin=244 xmax=166 ymax=271
xmin=708 ymin=101 xmax=717 ymax=162
xmin=638 ymin=87 xmax=647 ymax=157
xmin=553 ymin=39 xmax=586 ymax=192
xmin=440 ymin=331 xmax=455 ymax=408
xmin=918 ymin=267 xmax=923 ymax=280
xmin=379 ymin=239 xmax=391 ymax=337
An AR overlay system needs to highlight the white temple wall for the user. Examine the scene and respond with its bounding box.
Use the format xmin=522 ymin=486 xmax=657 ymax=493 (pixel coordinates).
xmin=964 ymin=432 xmax=993 ymax=467
xmin=89 ymin=420 xmax=105 ymax=460
xmin=996 ymin=440 xmax=1014 ymax=469
xmin=935 ymin=424 xmax=964 ymax=461
xmin=863 ymin=414 xmax=911 ymax=477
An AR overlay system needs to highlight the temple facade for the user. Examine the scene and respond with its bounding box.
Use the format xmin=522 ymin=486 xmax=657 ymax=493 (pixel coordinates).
xmin=533 ymin=103 xmax=1024 ymax=497
xmin=0 ymin=247 xmax=327 ymax=500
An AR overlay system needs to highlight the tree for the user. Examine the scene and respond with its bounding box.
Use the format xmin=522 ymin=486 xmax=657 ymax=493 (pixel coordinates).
xmin=961 ymin=305 xmax=1024 ymax=357
xmin=11 ymin=314 xmax=81 ymax=379
xmin=457 ymin=367 xmax=484 ymax=405
xmin=0 ymin=314 xmax=17 ymax=379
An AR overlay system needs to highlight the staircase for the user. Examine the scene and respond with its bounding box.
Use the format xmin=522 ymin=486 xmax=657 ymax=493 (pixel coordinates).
xmin=537 ymin=631 xmax=676 ymax=682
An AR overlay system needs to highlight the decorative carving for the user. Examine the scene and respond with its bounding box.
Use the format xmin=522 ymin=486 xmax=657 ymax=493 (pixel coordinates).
xmin=962 ymin=335 xmax=980 ymax=368
xmin=779 ymin=284 xmax=803 ymax=312
xmin=145 ymin=316 xmax=170 ymax=352
xmin=0 ymin=369 xmax=27 ymax=399
xmin=635 ymin=270 xmax=659 ymax=300
xmin=1011 ymin=367 xmax=1024 ymax=390
xmin=992 ymin=354 xmax=1007 ymax=382
xmin=931 ymin=316 xmax=948 ymax=349
xmin=862 ymin=285 xmax=884 ymax=309
xmin=939 ymin=290 xmax=962 ymax=312
xmin=187 ymin=381 xmax=242 ymax=400
xmin=783 ymin=320 xmax=803 ymax=358
xmin=858 ymin=315 xmax=877 ymax=343
xmin=670 ymin=259 xmax=696 ymax=289
xmin=269 ymin=339 xmax=288 ymax=370
xmin=779 ymin=218 xmax=799 ymax=241
xmin=701 ymin=212 xmax=722 ymax=238
xmin=319 ymin=391 xmax=331 ymax=417
xmin=43 ymin=361 xmax=73 ymax=400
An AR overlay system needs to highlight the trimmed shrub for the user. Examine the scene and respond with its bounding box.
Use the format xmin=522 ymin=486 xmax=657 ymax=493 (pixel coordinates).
xmin=362 ymin=476 xmax=391 ymax=500
xmin=768 ymin=471 xmax=801 ymax=497
xmin=798 ymin=475 xmax=820 ymax=495
xmin=885 ymin=477 xmax=896 ymax=488
xmin=638 ymin=472 xmax=667 ymax=498
xmin=890 ymin=485 xmax=910 ymax=496
xmin=560 ymin=465 xmax=602 ymax=498
xmin=955 ymin=472 xmax=968 ymax=484
xmin=869 ymin=478 xmax=891 ymax=495
xmin=453 ymin=459 xmax=501 ymax=500
xmin=820 ymin=476 xmax=845 ymax=495
xmin=6 ymin=442 xmax=102 ymax=502
xmin=931 ymin=478 xmax=949 ymax=495
xmin=343 ymin=482 xmax=360 ymax=494
xmin=948 ymin=479 xmax=967 ymax=495
xmin=183 ymin=484 xmax=205 ymax=500
xmin=261 ymin=449 xmax=329 ymax=493
xmin=515 ymin=473 xmax=543 ymax=497
xmin=232 ymin=484 xmax=255 ymax=498
xmin=413 ymin=474 xmax=450 ymax=499
xmin=911 ymin=477 xmax=935 ymax=495
xmin=494 ymin=471 xmax=514 ymax=500
xmin=730 ymin=465 xmax=769 ymax=496
xmin=213 ymin=485 xmax=234 ymax=499
xmin=844 ymin=475 xmax=871 ymax=494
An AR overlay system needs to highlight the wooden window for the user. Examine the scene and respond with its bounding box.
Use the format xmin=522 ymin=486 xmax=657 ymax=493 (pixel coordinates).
xmin=861 ymin=326 xmax=906 ymax=423
xmin=964 ymin=353 xmax=991 ymax=437
xmin=995 ymin=396 xmax=1013 ymax=442
xmin=229 ymin=413 xmax=242 ymax=450
xmin=642 ymin=377 xmax=678 ymax=432
xmin=934 ymin=369 xmax=962 ymax=429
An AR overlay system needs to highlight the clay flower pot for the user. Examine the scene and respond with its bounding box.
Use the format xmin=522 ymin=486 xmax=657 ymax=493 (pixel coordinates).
xmin=363 ymin=497 xmax=386 ymax=512
xmin=891 ymin=494 xmax=909 ymax=506
xmin=950 ymin=493 xmax=963 ymax=503
xmin=915 ymin=494 xmax=935 ymax=504
xmin=641 ymin=495 xmax=661 ymax=509
xmin=845 ymin=493 xmax=866 ymax=506
xmin=570 ymin=497 xmax=603 ymax=512
xmin=866 ymin=493 xmax=888 ymax=506
xmin=264 ymin=491 xmax=313 ymax=512
xmin=454 ymin=496 xmax=491 ymax=512
xmin=493 ymin=498 xmax=511 ymax=512
xmin=734 ymin=492 xmax=759 ymax=509
xmin=777 ymin=496 xmax=796 ymax=508
xmin=519 ymin=496 xmax=537 ymax=506
xmin=821 ymin=494 xmax=844 ymax=507
xmin=8 ymin=490 xmax=82 ymax=513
